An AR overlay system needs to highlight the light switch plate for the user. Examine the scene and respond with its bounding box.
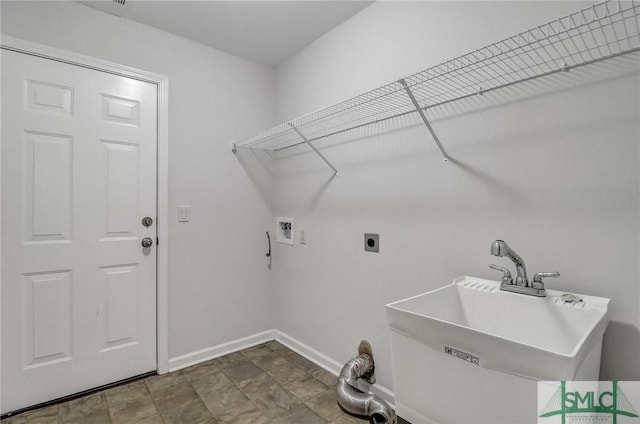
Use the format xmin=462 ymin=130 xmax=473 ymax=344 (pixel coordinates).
xmin=178 ymin=205 xmax=189 ymax=222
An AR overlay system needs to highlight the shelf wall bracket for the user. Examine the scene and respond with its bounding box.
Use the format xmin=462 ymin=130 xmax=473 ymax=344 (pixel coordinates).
xmin=288 ymin=123 xmax=339 ymax=175
xmin=399 ymin=79 xmax=451 ymax=164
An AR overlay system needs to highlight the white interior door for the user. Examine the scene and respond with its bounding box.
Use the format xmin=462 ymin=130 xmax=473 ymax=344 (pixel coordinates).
xmin=1 ymin=49 xmax=157 ymax=413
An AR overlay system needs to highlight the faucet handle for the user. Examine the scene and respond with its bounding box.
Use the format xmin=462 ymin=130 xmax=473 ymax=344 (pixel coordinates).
xmin=489 ymin=264 xmax=513 ymax=285
xmin=531 ymin=272 xmax=560 ymax=289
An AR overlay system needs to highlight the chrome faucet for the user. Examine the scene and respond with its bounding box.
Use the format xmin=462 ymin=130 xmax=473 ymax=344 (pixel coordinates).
xmin=490 ymin=240 xmax=560 ymax=297
xmin=490 ymin=240 xmax=528 ymax=286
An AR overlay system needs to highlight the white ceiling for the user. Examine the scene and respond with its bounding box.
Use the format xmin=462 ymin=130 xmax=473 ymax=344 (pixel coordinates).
xmin=79 ymin=0 xmax=373 ymax=66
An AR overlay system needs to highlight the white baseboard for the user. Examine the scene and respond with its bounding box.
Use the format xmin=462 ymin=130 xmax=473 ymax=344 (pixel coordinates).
xmin=271 ymin=330 xmax=343 ymax=375
xmin=167 ymin=329 xmax=277 ymax=372
xmin=167 ymin=329 xmax=395 ymax=406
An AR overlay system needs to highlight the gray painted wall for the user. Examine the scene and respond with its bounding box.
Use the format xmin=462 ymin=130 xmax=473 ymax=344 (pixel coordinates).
xmin=272 ymin=1 xmax=640 ymax=390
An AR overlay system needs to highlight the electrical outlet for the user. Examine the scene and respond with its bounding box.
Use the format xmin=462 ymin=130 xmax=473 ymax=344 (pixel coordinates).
xmin=364 ymin=233 xmax=379 ymax=252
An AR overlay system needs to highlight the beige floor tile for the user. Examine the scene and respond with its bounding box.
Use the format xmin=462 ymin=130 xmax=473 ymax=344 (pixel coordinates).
xmin=60 ymin=413 xmax=110 ymax=424
xmin=221 ymin=360 xmax=263 ymax=384
xmin=265 ymin=340 xmax=289 ymax=353
xmin=306 ymin=389 xmax=344 ymax=421
xmin=106 ymin=380 xmax=157 ymax=424
xmin=252 ymin=352 xmax=289 ymax=374
xmin=200 ymin=386 xmax=255 ymax=422
xmin=287 ymin=354 xmax=323 ymax=374
xmin=144 ymin=372 xmax=187 ymax=393
xmin=159 ymin=398 xmax=216 ymax=424
xmin=271 ymin=404 xmax=326 ymax=424
xmin=266 ymin=361 xmax=308 ymax=386
xmin=189 ymin=370 xmax=234 ymax=399
xmin=279 ymin=350 xmax=306 ymax=363
xmin=236 ymin=372 xmax=279 ymax=399
xmin=211 ymin=352 xmax=245 ymax=370
xmin=60 ymin=393 xmax=109 ymax=424
xmin=105 ymin=380 xmax=147 ymax=400
xmin=286 ymin=373 xmax=329 ymax=401
xmin=218 ymin=407 xmax=270 ymax=424
xmin=150 ymin=381 xmax=199 ymax=414
xmin=213 ymin=404 xmax=260 ymax=424
xmin=311 ymin=367 xmax=338 ymax=387
xmin=240 ymin=344 xmax=274 ymax=361
xmin=330 ymin=414 xmax=370 ymax=423
xmin=108 ymin=394 xmax=157 ymax=424
xmin=181 ymin=359 xmax=220 ymax=382
xmin=132 ymin=414 xmax=164 ymax=424
xmin=238 ymin=373 xmax=301 ymax=419
xmin=3 ymin=405 xmax=59 ymax=424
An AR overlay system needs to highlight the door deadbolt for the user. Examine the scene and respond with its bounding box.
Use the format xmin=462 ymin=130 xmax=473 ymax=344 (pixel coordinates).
xmin=142 ymin=217 xmax=153 ymax=227
xmin=141 ymin=237 xmax=153 ymax=248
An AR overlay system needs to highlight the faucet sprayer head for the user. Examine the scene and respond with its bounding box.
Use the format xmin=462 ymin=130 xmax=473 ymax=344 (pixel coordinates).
xmin=491 ymin=240 xmax=508 ymax=257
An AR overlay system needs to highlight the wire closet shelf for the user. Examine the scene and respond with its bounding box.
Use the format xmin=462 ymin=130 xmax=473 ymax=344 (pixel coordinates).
xmin=232 ymin=1 xmax=640 ymax=169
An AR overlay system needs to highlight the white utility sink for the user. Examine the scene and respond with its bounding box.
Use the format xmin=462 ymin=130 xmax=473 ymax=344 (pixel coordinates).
xmin=387 ymin=275 xmax=609 ymax=380
xmin=386 ymin=276 xmax=610 ymax=423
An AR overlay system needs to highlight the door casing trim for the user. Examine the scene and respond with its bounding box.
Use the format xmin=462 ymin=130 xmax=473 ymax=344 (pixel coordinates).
xmin=0 ymin=35 xmax=170 ymax=375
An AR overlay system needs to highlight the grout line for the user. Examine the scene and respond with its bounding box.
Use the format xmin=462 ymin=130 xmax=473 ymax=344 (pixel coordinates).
xmin=145 ymin=379 xmax=165 ymax=424
xmin=104 ymin=390 xmax=114 ymax=424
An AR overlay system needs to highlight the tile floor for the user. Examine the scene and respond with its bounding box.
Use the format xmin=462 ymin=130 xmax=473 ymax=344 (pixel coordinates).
xmin=2 ymin=341 xmax=373 ymax=424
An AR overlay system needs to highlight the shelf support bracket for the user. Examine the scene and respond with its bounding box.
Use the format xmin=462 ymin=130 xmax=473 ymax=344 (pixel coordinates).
xmin=399 ymin=79 xmax=450 ymax=164
xmin=288 ymin=123 xmax=338 ymax=175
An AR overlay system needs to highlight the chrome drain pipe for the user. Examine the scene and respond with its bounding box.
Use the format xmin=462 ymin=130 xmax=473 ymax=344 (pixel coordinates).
xmin=336 ymin=341 xmax=397 ymax=424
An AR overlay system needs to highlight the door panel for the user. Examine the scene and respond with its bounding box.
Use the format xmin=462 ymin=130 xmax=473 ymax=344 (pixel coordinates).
xmin=100 ymin=264 xmax=139 ymax=352
xmin=1 ymin=49 xmax=157 ymax=413
xmin=26 ymin=80 xmax=74 ymax=116
xmin=24 ymin=132 xmax=73 ymax=243
xmin=103 ymin=140 xmax=139 ymax=237
xmin=23 ymin=270 xmax=73 ymax=368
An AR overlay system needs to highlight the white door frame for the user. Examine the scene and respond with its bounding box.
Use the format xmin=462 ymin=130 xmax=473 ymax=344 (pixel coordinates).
xmin=0 ymin=35 xmax=170 ymax=375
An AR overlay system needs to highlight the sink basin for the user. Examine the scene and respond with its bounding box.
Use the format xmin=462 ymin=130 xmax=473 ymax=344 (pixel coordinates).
xmin=387 ymin=276 xmax=610 ymax=381
xmin=387 ymin=276 xmax=610 ymax=423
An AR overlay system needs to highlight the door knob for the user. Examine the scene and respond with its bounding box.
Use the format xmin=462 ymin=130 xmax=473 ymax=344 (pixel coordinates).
xmin=141 ymin=237 xmax=153 ymax=248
